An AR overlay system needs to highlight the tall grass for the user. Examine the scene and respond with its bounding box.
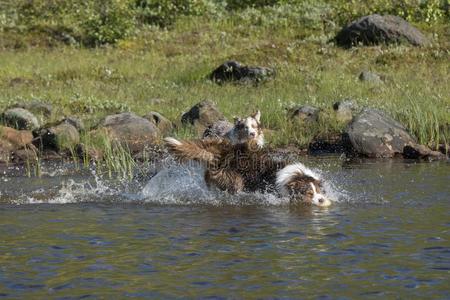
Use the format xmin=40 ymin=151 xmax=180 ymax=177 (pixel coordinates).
xmin=0 ymin=4 xmax=448 ymax=153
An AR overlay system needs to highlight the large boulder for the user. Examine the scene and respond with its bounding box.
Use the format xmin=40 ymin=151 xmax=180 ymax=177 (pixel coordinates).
xmin=181 ymin=100 xmax=225 ymax=133
xmin=2 ymin=108 xmax=40 ymax=130
xmin=143 ymin=111 xmax=173 ymax=136
xmin=210 ymin=60 xmax=275 ymax=85
xmin=335 ymin=14 xmax=429 ymax=47
xmin=343 ymin=108 xmax=416 ymax=158
xmin=100 ymin=112 xmax=160 ymax=153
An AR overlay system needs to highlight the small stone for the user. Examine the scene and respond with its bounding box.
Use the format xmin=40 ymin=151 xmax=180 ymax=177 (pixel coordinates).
xmin=12 ymin=101 xmax=53 ymax=117
xmin=63 ymin=116 xmax=85 ymax=132
xmin=38 ymin=123 xmax=80 ymax=152
xmin=333 ymin=100 xmax=357 ymax=122
xmin=181 ymin=100 xmax=225 ymax=133
xmin=210 ymin=60 xmax=275 ymax=85
xmin=359 ymin=71 xmax=383 ymax=84
xmin=143 ymin=112 xmax=173 ymax=136
xmin=202 ymin=120 xmax=234 ymax=139
xmin=289 ymin=105 xmax=320 ymax=123
xmin=100 ymin=112 xmax=160 ymax=153
xmin=2 ymin=108 xmax=40 ymax=130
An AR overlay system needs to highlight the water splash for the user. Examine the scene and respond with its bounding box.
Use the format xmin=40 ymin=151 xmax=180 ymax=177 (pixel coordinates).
xmin=2 ymin=159 xmax=351 ymax=206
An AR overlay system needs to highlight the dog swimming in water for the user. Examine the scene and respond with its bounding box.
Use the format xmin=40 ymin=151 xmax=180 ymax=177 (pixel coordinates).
xmin=164 ymin=136 xmax=331 ymax=207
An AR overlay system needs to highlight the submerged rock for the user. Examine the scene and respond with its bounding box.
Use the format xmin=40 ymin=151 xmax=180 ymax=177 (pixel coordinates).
xmin=335 ymin=14 xmax=429 ymax=47
xmin=100 ymin=112 xmax=160 ymax=153
xmin=11 ymin=145 xmax=39 ymax=163
xmin=181 ymin=100 xmax=226 ymax=133
xmin=343 ymin=108 xmax=416 ymax=158
xmin=289 ymin=105 xmax=320 ymax=123
xmin=403 ymin=143 xmax=447 ymax=161
xmin=309 ymin=134 xmax=346 ymax=154
xmin=210 ymin=60 xmax=275 ymax=85
xmin=2 ymin=108 xmax=40 ymax=130
xmin=144 ymin=111 xmax=173 ymax=136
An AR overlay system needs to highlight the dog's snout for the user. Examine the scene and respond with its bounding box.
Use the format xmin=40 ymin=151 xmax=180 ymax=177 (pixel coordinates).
xmin=249 ymin=132 xmax=256 ymax=137
xmin=318 ymin=198 xmax=324 ymax=203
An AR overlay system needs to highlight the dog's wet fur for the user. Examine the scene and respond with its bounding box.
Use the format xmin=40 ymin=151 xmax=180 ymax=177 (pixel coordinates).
xmin=164 ymin=136 xmax=331 ymax=207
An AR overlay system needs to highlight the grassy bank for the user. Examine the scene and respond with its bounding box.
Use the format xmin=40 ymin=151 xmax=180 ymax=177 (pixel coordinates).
xmin=0 ymin=2 xmax=449 ymax=151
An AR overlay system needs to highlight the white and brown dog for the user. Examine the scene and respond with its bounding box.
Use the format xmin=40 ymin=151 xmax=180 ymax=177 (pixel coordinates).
xmin=164 ymin=135 xmax=331 ymax=207
xmin=226 ymin=110 xmax=265 ymax=148
xmin=203 ymin=111 xmax=265 ymax=148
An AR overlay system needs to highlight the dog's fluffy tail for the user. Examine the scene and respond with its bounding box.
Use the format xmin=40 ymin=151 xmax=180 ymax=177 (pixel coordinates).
xmin=164 ymin=137 xmax=218 ymax=164
xmin=276 ymin=163 xmax=319 ymax=194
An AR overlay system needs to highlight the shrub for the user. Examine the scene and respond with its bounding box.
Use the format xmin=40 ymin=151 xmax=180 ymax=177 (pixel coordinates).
xmin=135 ymin=0 xmax=217 ymax=27
xmin=82 ymin=0 xmax=136 ymax=46
xmin=328 ymin=0 xmax=448 ymax=25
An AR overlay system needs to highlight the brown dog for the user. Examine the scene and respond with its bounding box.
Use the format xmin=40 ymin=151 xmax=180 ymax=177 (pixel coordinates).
xmin=164 ymin=137 xmax=331 ymax=207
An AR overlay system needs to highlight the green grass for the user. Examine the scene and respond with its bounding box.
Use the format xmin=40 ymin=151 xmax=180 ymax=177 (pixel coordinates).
xmin=0 ymin=13 xmax=449 ymax=153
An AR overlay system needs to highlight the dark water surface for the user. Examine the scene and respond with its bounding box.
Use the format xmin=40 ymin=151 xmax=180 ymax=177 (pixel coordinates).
xmin=0 ymin=157 xmax=449 ymax=299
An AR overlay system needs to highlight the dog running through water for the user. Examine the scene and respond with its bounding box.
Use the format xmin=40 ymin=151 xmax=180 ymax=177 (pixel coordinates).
xmin=164 ymin=136 xmax=331 ymax=207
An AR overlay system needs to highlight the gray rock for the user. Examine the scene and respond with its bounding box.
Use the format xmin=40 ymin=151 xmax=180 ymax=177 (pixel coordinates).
xmin=101 ymin=112 xmax=160 ymax=153
xmin=203 ymin=120 xmax=234 ymax=139
xmin=403 ymin=143 xmax=447 ymax=161
xmin=359 ymin=71 xmax=384 ymax=84
xmin=289 ymin=105 xmax=320 ymax=123
xmin=181 ymin=100 xmax=225 ymax=132
xmin=2 ymin=108 xmax=40 ymax=130
xmin=336 ymin=14 xmax=429 ymax=47
xmin=210 ymin=60 xmax=275 ymax=85
xmin=333 ymin=100 xmax=357 ymax=122
xmin=38 ymin=123 xmax=80 ymax=152
xmin=343 ymin=108 xmax=416 ymax=158
xmin=0 ymin=126 xmax=34 ymax=163
xmin=143 ymin=111 xmax=173 ymax=136
xmin=12 ymin=101 xmax=53 ymax=117
xmin=63 ymin=116 xmax=85 ymax=132
xmin=12 ymin=145 xmax=38 ymax=163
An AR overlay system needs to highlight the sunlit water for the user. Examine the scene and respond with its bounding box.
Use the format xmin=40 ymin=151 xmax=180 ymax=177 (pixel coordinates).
xmin=0 ymin=157 xmax=449 ymax=299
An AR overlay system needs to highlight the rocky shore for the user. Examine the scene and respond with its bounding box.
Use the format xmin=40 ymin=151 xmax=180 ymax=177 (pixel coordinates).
xmin=1 ymin=96 xmax=447 ymax=170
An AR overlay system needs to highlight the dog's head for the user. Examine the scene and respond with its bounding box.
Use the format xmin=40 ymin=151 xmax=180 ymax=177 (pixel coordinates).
xmin=285 ymin=175 xmax=331 ymax=207
xmin=232 ymin=110 xmax=264 ymax=147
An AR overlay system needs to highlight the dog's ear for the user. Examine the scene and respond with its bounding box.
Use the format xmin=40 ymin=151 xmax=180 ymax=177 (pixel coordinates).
xmin=233 ymin=117 xmax=241 ymax=125
xmin=252 ymin=110 xmax=261 ymax=123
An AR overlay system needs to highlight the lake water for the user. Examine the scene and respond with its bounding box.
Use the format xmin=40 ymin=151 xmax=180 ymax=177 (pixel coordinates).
xmin=1 ymin=157 xmax=449 ymax=299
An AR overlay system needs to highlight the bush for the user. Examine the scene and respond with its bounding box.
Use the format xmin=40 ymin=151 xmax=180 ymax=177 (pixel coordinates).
xmin=329 ymin=0 xmax=448 ymax=25
xmin=231 ymin=1 xmax=332 ymax=31
xmin=82 ymin=0 xmax=135 ymax=46
xmin=224 ymin=0 xmax=279 ymax=10
xmin=9 ymin=0 xmax=136 ymax=46
xmin=135 ymin=0 xmax=217 ymax=27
